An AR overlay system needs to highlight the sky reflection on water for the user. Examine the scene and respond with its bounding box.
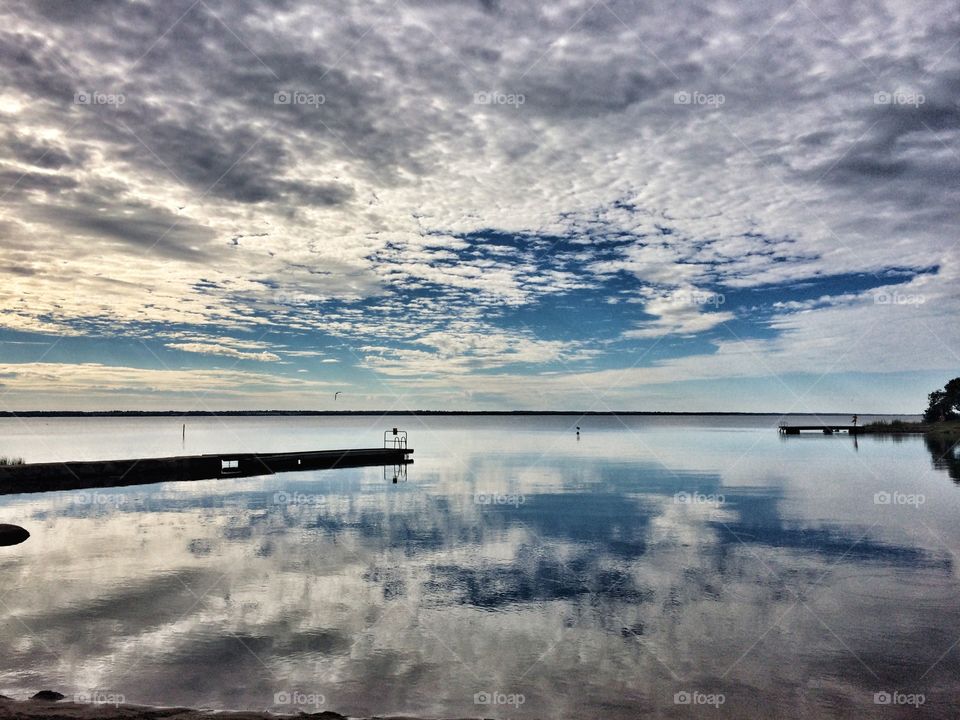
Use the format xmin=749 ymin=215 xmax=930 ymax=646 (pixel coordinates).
xmin=0 ymin=415 xmax=958 ymax=718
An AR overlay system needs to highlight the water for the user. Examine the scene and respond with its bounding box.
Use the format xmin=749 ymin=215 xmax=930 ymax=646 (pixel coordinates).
xmin=1 ymin=415 xmax=958 ymax=718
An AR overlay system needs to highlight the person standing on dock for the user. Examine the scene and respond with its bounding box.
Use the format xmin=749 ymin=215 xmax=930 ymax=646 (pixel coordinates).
xmin=851 ymin=414 xmax=858 ymax=427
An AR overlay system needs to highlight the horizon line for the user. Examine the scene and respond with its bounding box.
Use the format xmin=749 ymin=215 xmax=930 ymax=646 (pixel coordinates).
xmin=0 ymin=410 xmax=918 ymax=417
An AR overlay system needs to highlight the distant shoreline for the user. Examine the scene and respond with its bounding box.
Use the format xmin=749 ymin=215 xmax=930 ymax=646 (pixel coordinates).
xmin=0 ymin=697 xmax=349 ymax=720
xmin=0 ymin=410 xmax=918 ymax=418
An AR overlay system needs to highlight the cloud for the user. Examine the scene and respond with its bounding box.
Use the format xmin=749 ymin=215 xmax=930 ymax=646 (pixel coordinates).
xmin=0 ymin=0 xmax=957 ymax=408
xmin=164 ymin=342 xmax=281 ymax=362
xmin=0 ymin=361 xmax=331 ymax=396
xmin=2 ymin=129 xmax=77 ymax=169
xmin=359 ymin=319 xmax=599 ymax=377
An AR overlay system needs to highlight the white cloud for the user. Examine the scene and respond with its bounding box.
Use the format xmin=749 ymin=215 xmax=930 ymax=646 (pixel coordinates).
xmin=164 ymin=342 xmax=281 ymax=362
xmin=0 ymin=0 xmax=956 ymax=407
xmin=0 ymin=362 xmax=333 ymax=397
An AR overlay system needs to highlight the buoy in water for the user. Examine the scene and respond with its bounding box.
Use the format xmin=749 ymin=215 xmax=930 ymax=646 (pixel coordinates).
xmin=0 ymin=524 xmax=29 ymax=547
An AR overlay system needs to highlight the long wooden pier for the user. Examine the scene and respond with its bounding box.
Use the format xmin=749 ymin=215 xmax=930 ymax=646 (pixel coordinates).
xmin=778 ymin=424 xmax=863 ymax=435
xmin=0 ymin=447 xmax=413 ymax=496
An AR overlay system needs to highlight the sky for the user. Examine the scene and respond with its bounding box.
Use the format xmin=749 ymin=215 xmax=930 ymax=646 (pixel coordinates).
xmin=0 ymin=0 xmax=957 ymax=412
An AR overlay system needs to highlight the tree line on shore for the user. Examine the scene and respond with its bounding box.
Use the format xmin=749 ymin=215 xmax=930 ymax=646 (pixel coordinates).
xmin=924 ymin=377 xmax=960 ymax=422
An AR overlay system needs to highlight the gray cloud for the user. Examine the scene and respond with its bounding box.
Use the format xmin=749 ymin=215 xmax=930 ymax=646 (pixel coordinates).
xmin=0 ymin=167 xmax=79 ymax=196
xmin=1 ymin=130 xmax=78 ymax=169
xmin=0 ymin=0 xmax=957 ymax=406
xmin=23 ymin=199 xmax=216 ymax=261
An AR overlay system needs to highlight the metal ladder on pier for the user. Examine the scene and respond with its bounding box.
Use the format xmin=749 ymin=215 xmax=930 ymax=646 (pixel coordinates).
xmin=383 ymin=428 xmax=408 ymax=484
xmin=384 ymin=428 xmax=408 ymax=449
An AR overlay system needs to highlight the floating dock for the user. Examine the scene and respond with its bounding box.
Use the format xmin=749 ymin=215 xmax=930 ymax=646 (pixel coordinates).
xmin=0 ymin=447 xmax=413 ymax=496
xmin=778 ymin=425 xmax=863 ymax=435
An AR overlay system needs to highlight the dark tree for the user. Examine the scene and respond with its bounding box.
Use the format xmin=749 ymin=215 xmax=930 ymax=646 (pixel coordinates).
xmin=924 ymin=377 xmax=960 ymax=422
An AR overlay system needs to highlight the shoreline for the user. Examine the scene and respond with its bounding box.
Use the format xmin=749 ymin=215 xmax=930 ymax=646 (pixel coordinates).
xmin=0 ymin=410 xmax=918 ymax=417
xmin=0 ymin=697 xmax=418 ymax=720
xmin=862 ymin=420 xmax=960 ymax=436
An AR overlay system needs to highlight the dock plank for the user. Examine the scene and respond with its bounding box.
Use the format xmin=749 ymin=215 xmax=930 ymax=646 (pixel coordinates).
xmin=778 ymin=425 xmax=862 ymax=434
xmin=0 ymin=448 xmax=413 ymax=495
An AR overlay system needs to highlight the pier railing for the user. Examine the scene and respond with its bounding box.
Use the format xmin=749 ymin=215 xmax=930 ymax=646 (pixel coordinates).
xmin=778 ymin=424 xmax=862 ymax=435
xmin=384 ymin=428 xmax=408 ymax=449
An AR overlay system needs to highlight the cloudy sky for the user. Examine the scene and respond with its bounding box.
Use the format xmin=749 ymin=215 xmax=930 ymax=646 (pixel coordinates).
xmin=0 ymin=0 xmax=957 ymax=411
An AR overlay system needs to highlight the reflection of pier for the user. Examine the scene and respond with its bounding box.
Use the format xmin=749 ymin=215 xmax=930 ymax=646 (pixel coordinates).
xmin=778 ymin=424 xmax=863 ymax=435
xmin=0 ymin=446 xmax=413 ymax=496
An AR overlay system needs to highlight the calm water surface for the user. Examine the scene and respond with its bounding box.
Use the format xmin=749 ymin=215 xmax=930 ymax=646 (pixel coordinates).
xmin=1 ymin=415 xmax=958 ymax=718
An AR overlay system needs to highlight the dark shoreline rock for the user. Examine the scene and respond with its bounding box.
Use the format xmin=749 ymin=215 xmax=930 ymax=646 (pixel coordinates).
xmin=30 ymin=692 xmax=64 ymax=701
xmin=0 ymin=524 xmax=29 ymax=547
